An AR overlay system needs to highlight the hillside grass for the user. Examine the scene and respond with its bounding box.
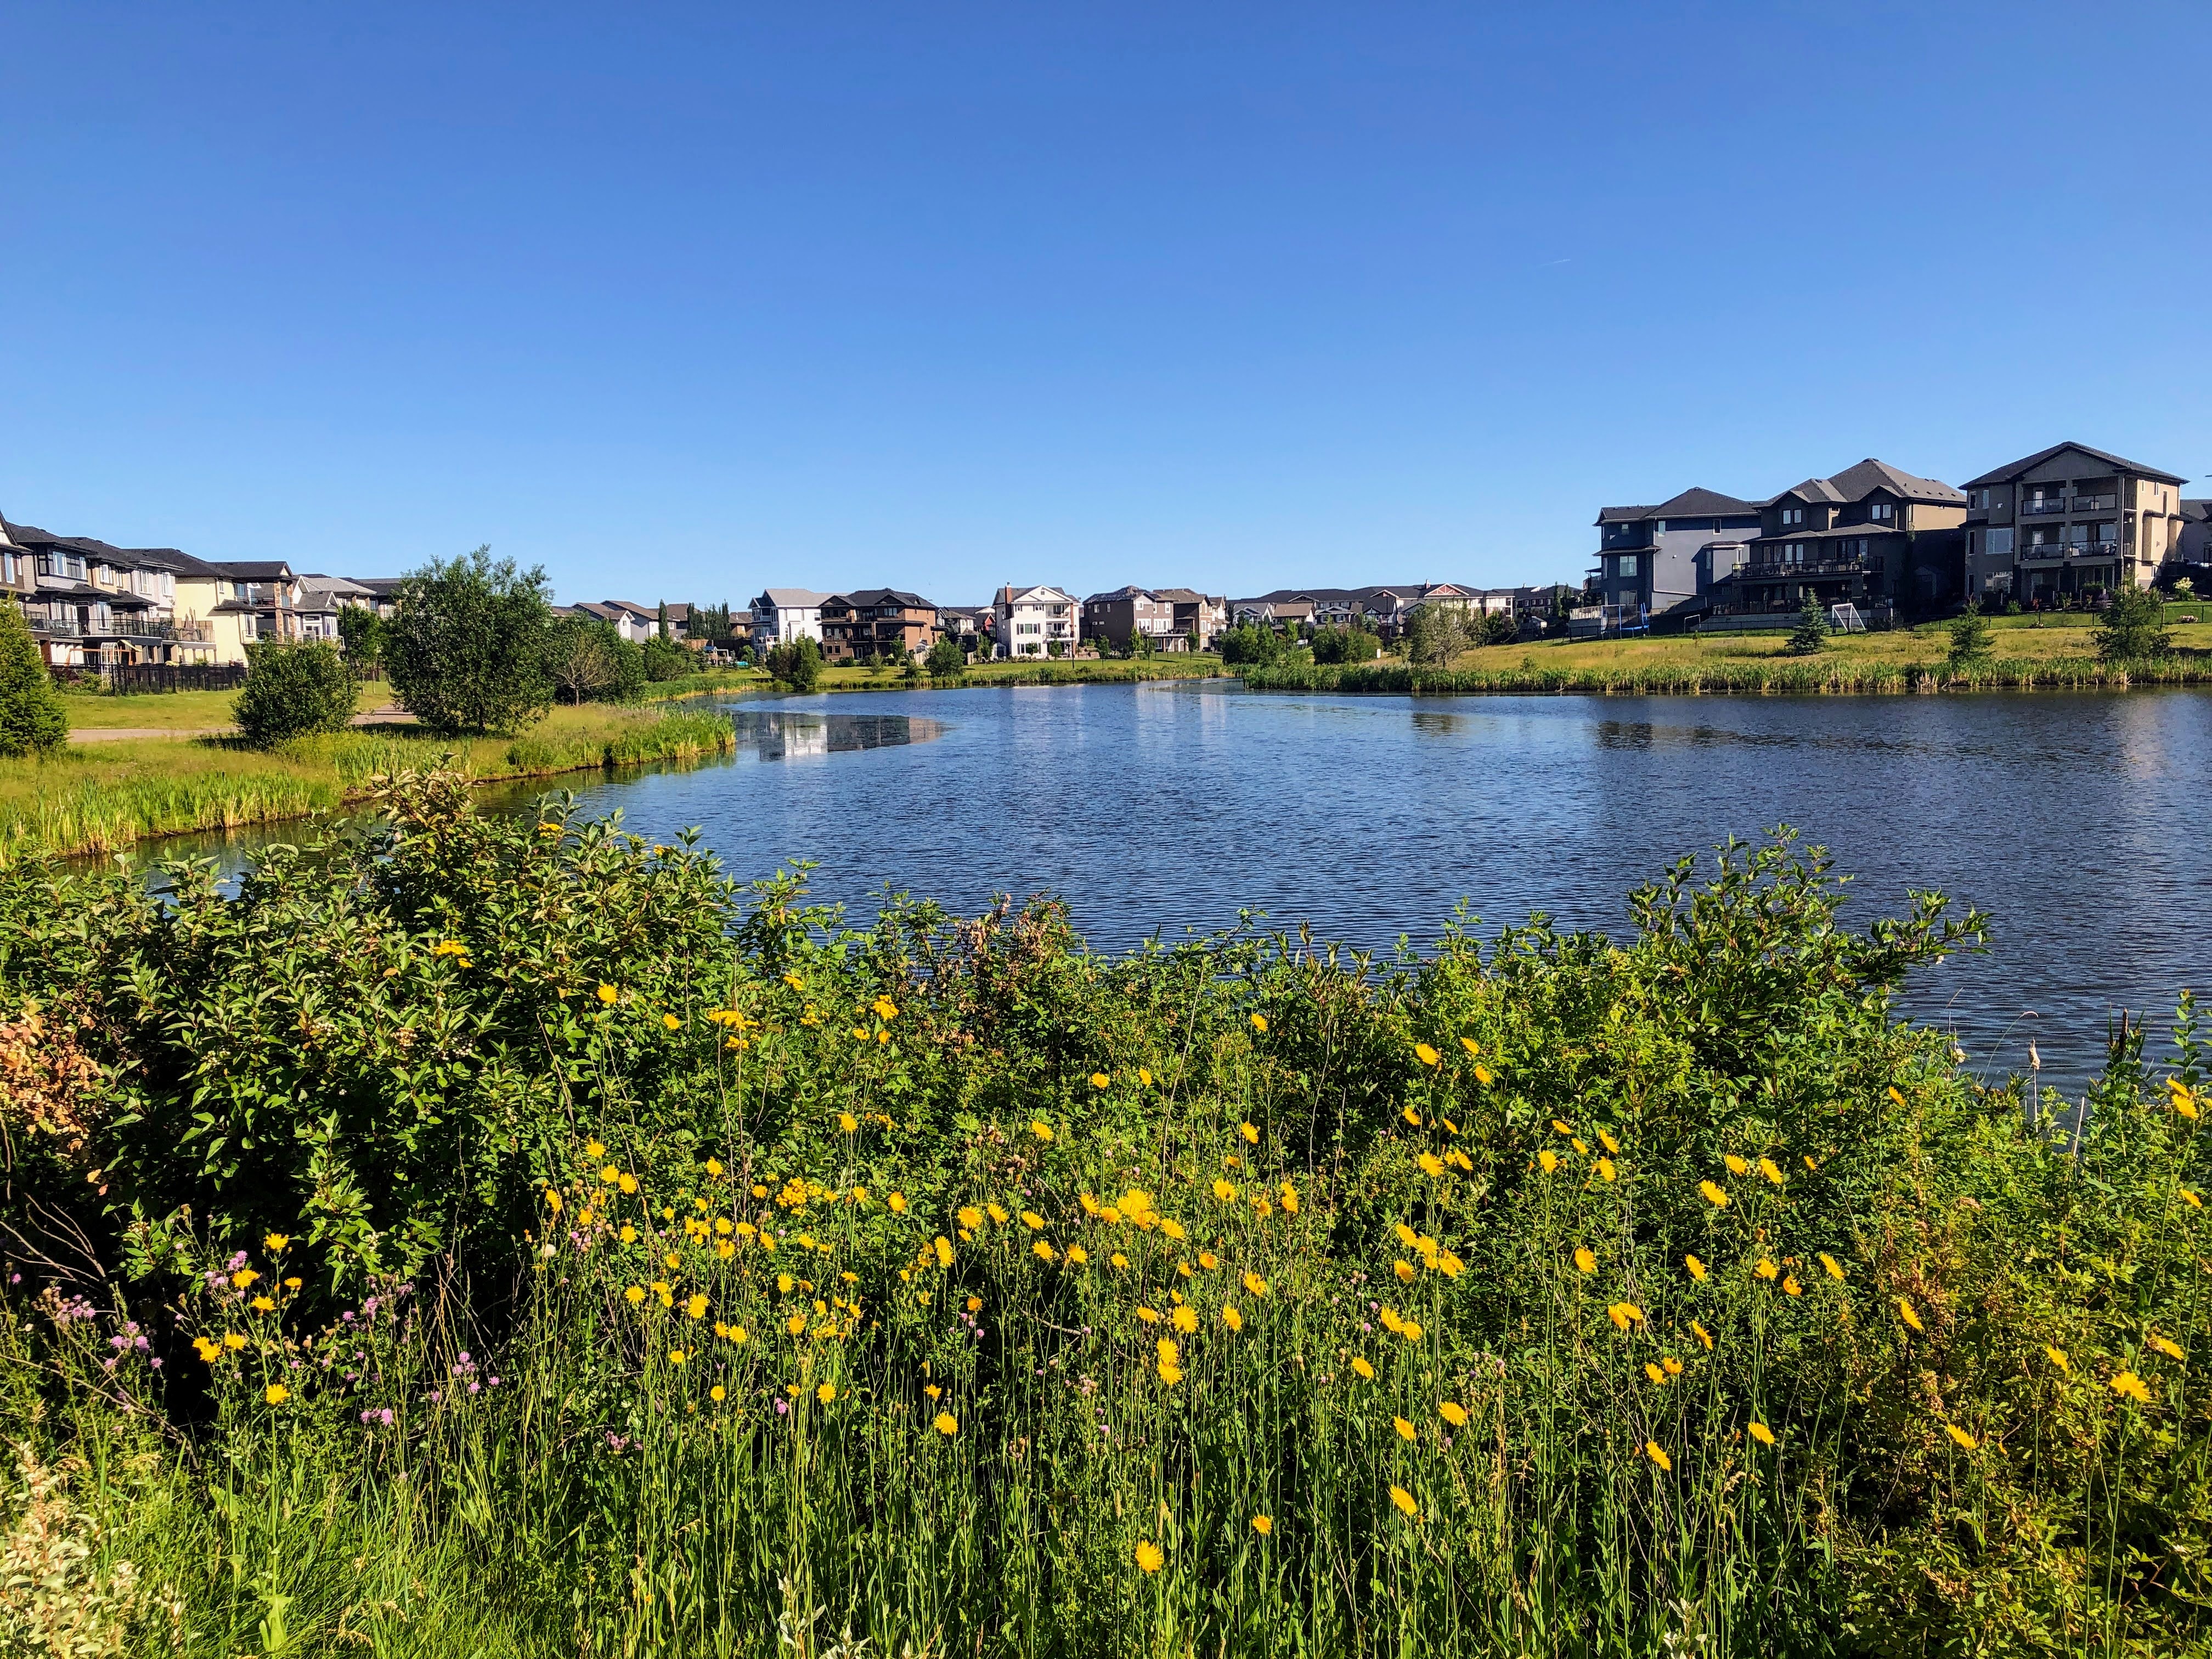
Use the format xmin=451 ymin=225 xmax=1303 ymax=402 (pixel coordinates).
xmin=0 ymin=703 xmax=737 ymax=857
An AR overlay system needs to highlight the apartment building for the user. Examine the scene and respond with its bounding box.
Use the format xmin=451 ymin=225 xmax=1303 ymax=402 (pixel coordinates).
xmin=1080 ymin=586 xmax=1181 ymax=651
xmin=1707 ymin=461 xmax=1965 ymax=624
xmin=1590 ymin=489 xmax=1765 ymax=629
xmin=993 ymin=584 xmax=1076 ymax=657
xmin=1960 ymin=443 xmax=2190 ymax=603
xmin=820 ymin=590 xmax=941 ymax=662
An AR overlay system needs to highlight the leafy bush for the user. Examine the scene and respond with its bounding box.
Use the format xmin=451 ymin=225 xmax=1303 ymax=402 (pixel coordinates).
xmin=1217 ymin=623 xmax=1289 ymax=666
xmin=0 ymin=597 xmax=65 ymax=756
xmin=1401 ymin=603 xmax=1470 ymax=667
xmin=385 ymin=547 xmax=554 ymax=734
xmin=766 ymin=636 xmax=823 ymax=691
xmin=2095 ymin=585 xmax=2173 ymax=661
xmin=232 ymin=639 xmax=356 ymax=748
xmin=1310 ymin=623 xmax=1380 ymax=664
xmin=3 ymin=803 xmax=2207 ymax=1654
xmin=336 ymin=602 xmax=385 ymax=672
xmin=642 ymin=635 xmax=698 ymax=682
xmin=924 ymin=635 xmax=966 ymax=677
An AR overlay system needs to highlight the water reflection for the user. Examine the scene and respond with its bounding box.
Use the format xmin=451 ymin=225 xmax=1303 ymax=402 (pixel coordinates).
xmin=727 ymin=710 xmax=943 ymax=761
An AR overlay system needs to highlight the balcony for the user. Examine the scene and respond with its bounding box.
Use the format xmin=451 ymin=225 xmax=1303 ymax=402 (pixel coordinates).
xmin=2020 ymin=541 xmax=2119 ymax=564
xmin=2072 ymin=494 xmax=2118 ymax=513
xmin=31 ymin=616 xmax=83 ymax=637
xmin=1739 ymin=557 xmax=1871 ymax=579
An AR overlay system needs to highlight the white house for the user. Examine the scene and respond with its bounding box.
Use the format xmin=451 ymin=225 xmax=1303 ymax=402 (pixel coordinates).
xmin=571 ymin=600 xmax=660 ymax=644
xmin=749 ymin=589 xmax=830 ymax=654
xmin=992 ymin=584 xmax=1077 ymax=657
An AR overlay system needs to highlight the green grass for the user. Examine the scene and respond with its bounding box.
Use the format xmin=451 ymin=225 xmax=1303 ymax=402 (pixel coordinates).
xmin=817 ymin=655 xmax=1228 ymax=692
xmin=0 ymin=704 xmax=737 ymax=857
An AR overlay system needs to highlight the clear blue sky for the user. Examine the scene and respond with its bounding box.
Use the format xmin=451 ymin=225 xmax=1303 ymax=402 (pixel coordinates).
xmin=3 ymin=3 xmax=2205 ymax=608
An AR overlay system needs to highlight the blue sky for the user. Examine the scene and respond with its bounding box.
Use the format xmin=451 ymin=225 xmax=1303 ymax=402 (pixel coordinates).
xmin=2 ymin=3 xmax=2205 ymax=608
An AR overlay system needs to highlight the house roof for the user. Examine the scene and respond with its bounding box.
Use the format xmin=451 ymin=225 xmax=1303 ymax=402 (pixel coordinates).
xmin=1082 ymin=585 xmax=1161 ymax=605
xmin=828 ymin=588 xmax=935 ymax=610
xmin=1962 ymin=442 xmax=2187 ymax=489
xmin=2181 ymin=499 xmax=2209 ymax=523
xmin=1748 ymin=523 xmax=1911 ymax=546
xmin=1595 ymin=488 xmax=1761 ymax=526
xmin=1771 ymin=460 xmax=1964 ymax=507
xmin=995 ymin=584 xmax=1074 ymax=605
xmin=1152 ymin=588 xmax=1224 ymax=605
xmin=346 ymin=577 xmax=406 ymax=596
xmin=213 ymin=560 xmax=296 ymax=580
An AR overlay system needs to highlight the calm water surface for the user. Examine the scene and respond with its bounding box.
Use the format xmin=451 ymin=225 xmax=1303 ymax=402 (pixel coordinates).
xmin=205 ymin=684 xmax=2212 ymax=1091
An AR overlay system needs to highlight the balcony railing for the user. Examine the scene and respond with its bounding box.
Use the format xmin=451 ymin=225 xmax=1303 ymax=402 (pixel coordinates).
xmin=2021 ymin=495 xmax=2117 ymax=516
xmin=31 ymin=617 xmax=83 ymax=636
xmin=1737 ymin=558 xmax=1871 ymax=579
xmin=2072 ymin=494 xmax=2118 ymax=513
xmin=2021 ymin=541 xmax=2119 ymax=562
xmin=2021 ymin=499 xmax=2067 ymax=516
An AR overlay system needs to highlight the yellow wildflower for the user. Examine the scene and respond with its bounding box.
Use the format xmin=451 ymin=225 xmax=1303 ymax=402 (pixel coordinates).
xmin=1699 ymin=1181 xmax=1729 ymax=1209
xmin=1137 ymin=1306 xmax=1162 ymax=1324
xmin=263 ymin=1233 xmax=290 ymax=1253
xmin=934 ymin=1237 xmax=954 ymax=1267
xmin=1172 ymin=1305 xmax=1198 ymax=1333
xmin=1394 ymin=1417 xmax=1416 ymax=1442
xmin=935 ymin=1411 xmax=958 ymax=1435
xmin=1898 ymin=1297 xmax=1925 ymax=1334
xmin=1279 ymin=1183 xmax=1299 ymax=1214
xmin=250 ymin=1295 xmax=275 ymax=1313
xmin=817 ymin=1383 xmax=836 ymax=1404
xmin=1685 ymin=1254 xmax=1708 ymax=1281
xmin=1818 ymin=1252 xmax=1844 ymax=1280
xmin=838 ymin=1113 xmax=857 ymax=1133
xmin=686 ymin=1294 xmax=709 ymax=1319
xmin=1243 ymin=1272 xmax=1268 ymax=1297
xmin=710 ymin=1386 xmax=726 ymax=1402
xmin=1068 ymin=1245 xmax=1089 ymax=1265
xmin=1643 ymin=1442 xmax=1672 ymax=1472
xmin=1474 ymin=1065 xmax=1493 ymax=1086
xmin=889 ymin=1192 xmax=907 ymax=1213
xmin=1748 ymin=1420 xmax=1776 ymax=1446
xmin=222 ymin=1333 xmax=246 ymax=1350
xmin=1030 ymin=1120 xmax=1054 ymax=1142
xmin=1352 ymin=1357 xmax=1374 ymax=1379
xmin=1419 ymin=1152 xmax=1446 ymax=1178
xmin=232 ymin=1267 xmax=260 ymax=1288
xmin=1597 ymin=1129 xmax=1620 ymax=1154
xmin=1724 ymin=1155 xmax=1748 ymax=1176
xmin=1945 ymin=1424 xmax=1977 ymax=1449
xmin=2149 ymin=1334 xmax=2185 ymax=1362
xmin=597 ymin=984 xmax=618 ymax=1005
xmin=1414 ymin=1043 xmax=1440 ymax=1066
xmin=1539 ymin=1150 xmax=1560 ymax=1174
xmin=2045 ymin=1345 xmax=2069 ymax=1373
xmin=1395 ymin=1260 xmax=1417 ymax=1282
xmin=1595 ymin=1158 xmax=1617 ymax=1182
xmin=585 ymin=1140 xmax=606 ymax=1158
xmin=1757 ymin=1156 xmax=1783 ymax=1185
xmin=1252 ymin=1514 xmax=1272 ymax=1535
xmin=1754 ymin=1259 xmax=1779 ymax=1280
xmin=662 ymin=1013 xmax=680 ymax=1031
xmin=1390 ymin=1485 xmax=1418 ymax=1517
xmin=265 ymin=1384 xmax=290 ymax=1406
xmin=957 ymin=1206 xmax=984 ymax=1232
xmin=1213 ymin=1178 xmax=1237 ymax=1203
xmin=1691 ymin=1321 xmax=1712 ymax=1350
xmin=1222 ymin=1305 xmax=1243 ymax=1330
xmin=1607 ymin=1302 xmax=1645 ymax=1330
xmin=2111 ymin=1370 xmax=2151 ymax=1403
xmin=1460 ymin=1036 xmax=1481 ymax=1057
xmin=1135 ymin=1539 xmax=1164 ymax=1573
xmin=1574 ymin=1248 xmax=1596 ymax=1274
xmin=1403 ymin=1107 xmax=1421 ymax=1127
xmin=625 ymin=1285 xmax=646 ymax=1305
xmin=1240 ymin=1121 xmax=1259 ymax=1143
xmin=1644 ymin=1361 xmax=1668 ymax=1385
xmin=1250 ymin=1012 xmax=1268 ymax=1033
xmin=1090 ymin=1073 xmax=1110 ymax=1090
xmin=1440 ymin=1401 xmax=1468 ymax=1427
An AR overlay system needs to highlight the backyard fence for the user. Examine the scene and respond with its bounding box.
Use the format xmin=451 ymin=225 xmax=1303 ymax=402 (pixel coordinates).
xmin=100 ymin=663 xmax=249 ymax=695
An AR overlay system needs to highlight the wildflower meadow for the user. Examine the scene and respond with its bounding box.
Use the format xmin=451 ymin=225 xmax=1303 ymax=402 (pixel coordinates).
xmin=0 ymin=768 xmax=2205 ymax=1656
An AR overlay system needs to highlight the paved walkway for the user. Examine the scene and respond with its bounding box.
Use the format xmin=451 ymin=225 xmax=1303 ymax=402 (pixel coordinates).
xmin=67 ymin=709 xmax=417 ymax=744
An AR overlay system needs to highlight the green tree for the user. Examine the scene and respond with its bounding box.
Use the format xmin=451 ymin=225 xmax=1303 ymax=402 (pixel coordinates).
xmin=0 ymin=597 xmax=66 ymax=755
xmin=2094 ymin=584 xmax=2172 ymax=661
xmin=545 ymin=615 xmax=643 ymax=703
xmin=641 ymin=635 xmax=697 ymax=682
xmin=1402 ymin=602 xmax=1471 ymax=667
xmin=233 ymin=639 xmax=357 ymax=748
xmin=385 ymin=548 xmax=554 ymax=735
xmin=656 ymin=601 xmax=670 ymax=640
xmin=336 ymin=603 xmax=385 ymax=673
xmin=1945 ymin=608 xmax=1994 ymax=669
xmin=766 ymin=636 xmax=823 ymax=692
xmin=924 ymin=635 xmax=966 ymax=678
xmin=1216 ymin=623 xmax=1286 ymax=667
xmin=1784 ymin=591 xmax=1829 ymax=656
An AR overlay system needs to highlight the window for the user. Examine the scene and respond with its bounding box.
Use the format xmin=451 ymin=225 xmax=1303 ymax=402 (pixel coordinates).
xmin=1970 ymin=488 xmax=1989 ymax=510
xmin=1869 ymin=502 xmax=1893 ymax=521
xmin=1988 ymin=528 xmax=2013 ymax=556
xmin=1617 ymin=555 xmax=1638 ymax=578
xmin=1781 ymin=507 xmax=1805 ymax=526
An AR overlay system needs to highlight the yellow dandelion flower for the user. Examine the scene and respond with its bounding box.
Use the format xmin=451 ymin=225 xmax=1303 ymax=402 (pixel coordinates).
xmin=585 ymin=1140 xmax=606 ymax=1158
xmin=1898 ymin=1297 xmax=1925 ymax=1334
xmin=1685 ymin=1254 xmax=1708 ymax=1281
xmin=1782 ymin=1276 xmax=1802 ymax=1296
xmin=1643 ymin=1441 xmax=1672 ymax=1472
xmin=1137 ymin=1066 xmax=1153 ymax=1086
xmin=1031 ymin=1240 xmax=1056 ymax=1263
xmin=222 ymin=1333 xmax=246 ymax=1350
xmin=618 ymin=1173 xmax=637 ymax=1195
xmin=1068 ymin=1245 xmax=1089 ymax=1264
xmin=232 ymin=1267 xmax=260 ymax=1288
xmin=1020 ymin=1210 xmax=1045 ymax=1231
xmin=1403 ymin=1106 xmax=1422 ymax=1127
xmin=1414 ymin=1043 xmax=1440 ymax=1066
xmin=934 ymin=1236 xmax=954 ymax=1267
xmin=957 ymin=1206 xmax=984 ymax=1231
xmin=1474 ymin=1065 xmax=1494 ymax=1086
xmin=1222 ymin=1305 xmax=1243 ymax=1330
xmin=1400 ymin=1319 xmax=1423 ymax=1341
xmin=1818 ymin=1252 xmax=1844 ymax=1280
xmin=1460 ymin=1036 xmax=1482 ymax=1057
xmin=1699 ymin=1181 xmax=1729 ymax=1209
xmin=1418 ymin=1152 xmax=1446 ymax=1178
xmin=1090 ymin=1073 xmax=1110 ymax=1090
xmin=251 ymin=1295 xmax=275 ymax=1312
xmin=1110 ymin=1251 xmax=1128 ymax=1269
xmin=1440 ymin=1401 xmax=1468 ymax=1427
xmin=1539 ymin=1149 xmax=1560 ymax=1174
xmin=1161 ymin=1217 xmax=1188 ymax=1240
xmin=1724 ymin=1154 xmax=1748 ymax=1176
xmin=1213 ymin=1178 xmax=1237 ymax=1203
xmin=662 ymin=1013 xmax=681 ymax=1031
xmin=1644 ymin=1362 xmax=1667 ymax=1385
xmin=600 ymin=1165 xmax=620 ymax=1184
xmin=1661 ymin=1356 xmax=1683 ymax=1375
xmin=1595 ymin=1156 xmax=1618 ymax=1182
xmin=1571 ymin=1137 xmax=1589 ymax=1156
xmin=625 ymin=1285 xmax=646 ymax=1305
xmin=1395 ymin=1260 xmax=1417 ymax=1282
xmin=1171 ymin=1305 xmax=1198 ymax=1333
xmin=264 ymin=1384 xmax=290 ymax=1405
xmin=1757 ymin=1156 xmax=1783 ymax=1185
xmin=1352 ymin=1356 xmax=1375 ymax=1379
xmin=1243 ymin=1272 xmax=1268 ymax=1297
xmin=932 ymin=1410 xmax=958 ymax=1434
xmin=1597 ymin=1128 xmax=1620 ymax=1154
xmin=1252 ymin=1514 xmax=1272 ymax=1535
xmin=1030 ymin=1120 xmax=1054 ymax=1142
xmin=1279 ymin=1183 xmax=1299 ymax=1214
xmin=2149 ymin=1334 xmax=2184 ymax=1362
xmin=1157 ymin=1360 xmax=1183 ymax=1384
xmin=1691 ymin=1320 xmax=1712 ymax=1350
xmin=1389 ymin=1484 xmax=1418 ymax=1517
xmin=815 ymin=1383 xmax=836 ymax=1404
xmin=1250 ymin=1012 xmax=1268 ymax=1033
xmin=1945 ymin=1424 xmax=1977 ymax=1449
xmin=2181 ymin=1188 xmax=2202 ymax=1210
xmin=710 ymin=1386 xmax=726 ymax=1402
xmin=786 ymin=1314 xmax=808 ymax=1336
xmin=2111 ymin=1370 xmax=2151 ymax=1403
xmin=1137 ymin=1306 xmax=1162 ymax=1324
xmin=2045 ymin=1345 xmax=2069 ymax=1373
xmin=1748 ymin=1420 xmax=1776 ymax=1446
xmin=686 ymin=1294 xmax=709 ymax=1319
xmin=1239 ymin=1121 xmax=1261 ymax=1146
xmin=1755 ymin=1259 xmax=1779 ymax=1280
xmin=263 ymin=1232 xmax=290 ymax=1253
xmin=1394 ymin=1416 xmax=1416 ymax=1441
xmin=1607 ymin=1302 xmax=1645 ymax=1330
xmin=838 ymin=1113 xmax=858 ymax=1133
xmin=1574 ymin=1247 xmax=1597 ymax=1274
xmin=1135 ymin=1539 xmax=1164 ymax=1573
xmin=597 ymin=984 xmax=618 ymax=1005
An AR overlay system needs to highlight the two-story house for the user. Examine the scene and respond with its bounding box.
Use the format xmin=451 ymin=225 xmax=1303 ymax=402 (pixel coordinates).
xmin=993 ymin=585 xmax=1076 ymax=657
xmin=1590 ymin=488 xmax=1765 ymax=629
xmin=749 ymin=589 xmax=830 ymax=655
xmin=1709 ymin=461 xmax=1965 ymax=624
xmin=1081 ymin=586 xmax=1181 ymax=652
xmin=0 ymin=517 xmax=33 ymax=606
xmin=1959 ymin=443 xmax=2189 ymax=605
xmin=1155 ymin=588 xmax=1227 ymax=650
xmin=821 ymin=590 xmax=940 ymax=662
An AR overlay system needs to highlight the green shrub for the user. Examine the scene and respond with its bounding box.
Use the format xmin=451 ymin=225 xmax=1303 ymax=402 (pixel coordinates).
xmin=766 ymin=636 xmax=823 ymax=691
xmin=924 ymin=635 xmax=966 ymax=677
xmin=1784 ymin=592 xmax=1829 ymax=656
xmin=0 ymin=596 xmax=65 ymax=755
xmin=545 ymin=615 xmax=645 ymax=703
xmin=232 ymin=639 xmax=356 ymax=748
xmin=642 ymin=635 xmax=698 ymax=682
xmin=1946 ymin=607 xmax=1994 ymax=667
xmin=2096 ymin=584 xmax=2173 ymax=661
xmin=385 ymin=546 xmax=554 ymax=733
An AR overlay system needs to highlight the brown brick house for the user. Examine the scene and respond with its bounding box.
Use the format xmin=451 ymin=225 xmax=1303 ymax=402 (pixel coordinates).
xmin=819 ymin=589 xmax=940 ymax=662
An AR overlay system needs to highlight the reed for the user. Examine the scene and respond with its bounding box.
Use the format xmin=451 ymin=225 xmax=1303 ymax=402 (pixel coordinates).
xmin=1242 ymin=653 xmax=2212 ymax=696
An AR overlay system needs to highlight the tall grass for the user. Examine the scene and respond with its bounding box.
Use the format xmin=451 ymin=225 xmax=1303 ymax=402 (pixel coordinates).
xmin=1242 ymin=653 xmax=2212 ymax=696
xmin=2 ymin=794 xmax=2205 ymax=1655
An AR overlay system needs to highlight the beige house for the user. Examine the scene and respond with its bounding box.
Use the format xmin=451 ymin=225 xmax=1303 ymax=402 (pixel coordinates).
xmin=1961 ymin=443 xmax=2190 ymax=603
xmin=993 ymin=584 xmax=1077 ymax=657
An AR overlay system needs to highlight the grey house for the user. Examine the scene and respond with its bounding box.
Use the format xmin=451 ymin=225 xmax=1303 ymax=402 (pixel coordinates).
xmin=1590 ymin=488 xmax=1764 ymax=629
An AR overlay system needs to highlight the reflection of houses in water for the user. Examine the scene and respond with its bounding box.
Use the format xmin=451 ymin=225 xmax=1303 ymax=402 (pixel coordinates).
xmin=727 ymin=712 xmax=943 ymax=763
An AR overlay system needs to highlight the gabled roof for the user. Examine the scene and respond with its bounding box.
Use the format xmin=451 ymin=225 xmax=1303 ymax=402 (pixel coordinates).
xmin=754 ymin=588 xmax=830 ymax=610
xmin=213 ymin=560 xmax=296 ymax=580
xmin=346 ymin=577 xmax=406 ymax=596
xmin=1962 ymin=442 xmax=2187 ymax=489
xmin=1081 ymin=585 xmax=1161 ymax=605
xmin=995 ymin=584 xmax=1074 ymax=605
xmin=1595 ymin=488 xmax=1760 ymax=526
xmin=1152 ymin=588 xmax=1224 ymax=605
xmin=828 ymin=588 xmax=935 ymax=610
xmin=1772 ymin=460 xmax=1963 ymax=507
xmin=2181 ymin=499 xmax=2209 ymax=524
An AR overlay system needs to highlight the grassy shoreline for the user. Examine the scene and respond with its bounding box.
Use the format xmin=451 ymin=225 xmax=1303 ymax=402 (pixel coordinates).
xmin=1242 ymin=652 xmax=2212 ymax=695
xmin=2 ymin=704 xmax=737 ymax=859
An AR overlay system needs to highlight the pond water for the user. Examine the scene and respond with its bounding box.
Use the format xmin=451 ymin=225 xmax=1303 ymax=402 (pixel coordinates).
xmin=161 ymin=683 xmax=2211 ymax=1092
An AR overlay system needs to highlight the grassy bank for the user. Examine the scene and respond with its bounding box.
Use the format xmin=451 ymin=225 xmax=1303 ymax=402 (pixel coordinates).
xmin=1246 ymin=645 xmax=2212 ymax=696
xmin=0 ymin=704 xmax=737 ymax=857
xmin=1 ymin=787 xmax=2206 ymax=1656
xmin=814 ymin=655 xmax=1227 ymax=692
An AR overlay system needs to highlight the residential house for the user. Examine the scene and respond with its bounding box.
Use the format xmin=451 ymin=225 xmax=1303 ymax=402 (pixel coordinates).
xmin=0 ymin=517 xmax=32 ymax=605
xmin=1080 ymin=586 xmax=1182 ymax=652
xmin=936 ymin=605 xmax=991 ymax=652
xmin=2175 ymin=500 xmax=2210 ymax=579
xmin=1230 ymin=594 xmax=1321 ymax=630
xmin=749 ymin=589 xmax=830 ymax=654
xmin=992 ymin=585 xmax=1076 ymax=657
xmin=1155 ymin=588 xmax=1227 ymax=650
xmin=820 ymin=590 xmax=941 ymax=662
xmin=346 ymin=578 xmax=405 ymax=618
xmin=296 ymin=574 xmax=380 ymax=642
xmin=1960 ymin=443 xmax=2190 ymax=605
xmin=1590 ymin=489 xmax=1765 ymax=630
xmin=570 ymin=601 xmax=659 ymax=644
xmin=1708 ymin=461 xmax=1966 ymax=625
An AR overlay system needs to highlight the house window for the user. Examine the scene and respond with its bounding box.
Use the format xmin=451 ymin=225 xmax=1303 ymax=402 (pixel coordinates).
xmin=1781 ymin=507 xmax=1804 ymax=526
xmin=1617 ymin=555 xmax=1638 ymax=578
xmin=1869 ymin=503 xmax=1893 ymax=521
xmin=1970 ymin=488 xmax=1990 ymax=510
xmin=1988 ymin=528 xmax=2013 ymax=556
